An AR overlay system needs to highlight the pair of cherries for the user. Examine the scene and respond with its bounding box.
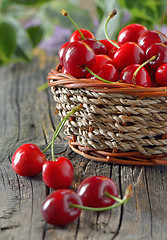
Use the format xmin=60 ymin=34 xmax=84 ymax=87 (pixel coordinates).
xmin=59 ymin=10 xmax=167 ymax=87
xmin=41 ymin=175 xmax=130 ymax=226
xmin=12 ymin=143 xmax=74 ymax=190
xmin=11 ymin=105 xmax=82 ymax=190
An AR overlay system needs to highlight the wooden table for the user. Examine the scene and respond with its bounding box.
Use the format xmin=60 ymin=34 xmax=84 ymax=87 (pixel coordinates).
xmin=0 ymin=58 xmax=167 ymax=240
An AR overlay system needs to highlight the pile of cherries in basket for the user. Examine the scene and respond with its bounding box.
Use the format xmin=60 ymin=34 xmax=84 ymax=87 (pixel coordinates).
xmin=59 ymin=10 xmax=167 ymax=87
xmin=11 ymin=105 xmax=132 ymax=226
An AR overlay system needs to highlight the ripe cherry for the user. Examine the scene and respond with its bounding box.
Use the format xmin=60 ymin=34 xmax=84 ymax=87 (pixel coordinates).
xmin=82 ymin=38 xmax=107 ymax=55
xmin=12 ymin=143 xmax=46 ymax=177
xmin=155 ymin=63 xmax=167 ymax=86
xmin=61 ymin=66 xmax=69 ymax=74
xmin=70 ymin=29 xmax=95 ymax=42
xmin=117 ymin=23 xmax=147 ymax=44
xmin=90 ymin=64 xmax=119 ymax=82
xmin=58 ymin=42 xmax=69 ymax=66
xmin=119 ymin=64 xmax=152 ymax=87
xmin=146 ymin=43 xmax=167 ymax=71
xmin=107 ymin=47 xmax=119 ymax=60
xmin=87 ymin=54 xmax=113 ymax=76
xmin=42 ymin=189 xmax=82 ymax=226
xmin=112 ymin=42 xmax=145 ymax=71
xmin=63 ymin=41 xmax=96 ymax=78
xmin=138 ymin=30 xmax=167 ymax=52
xmin=42 ymin=156 xmax=74 ymax=190
xmin=77 ymin=176 xmax=118 ymax=208
xmin=100 ymin=39 xmax=119 ymax=55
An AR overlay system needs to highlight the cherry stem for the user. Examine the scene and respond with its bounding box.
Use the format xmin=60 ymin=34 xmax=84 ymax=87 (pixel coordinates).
xmin=42 ymin=104 xmax=83 ymax=160
xmin=61 ymin=9 xmax=85 ymax=40
xmin=104 ymin=10 xmax=120 ymax=49
xmin=70 ymin=184 xmax=132 ymax=212
xmin=85 ymin=66 xmax=117 ymax=84
xmin=132 ymin=55 xmax=157 ymax=85
xmin=104 ymin=192 xmax=123 ymax=203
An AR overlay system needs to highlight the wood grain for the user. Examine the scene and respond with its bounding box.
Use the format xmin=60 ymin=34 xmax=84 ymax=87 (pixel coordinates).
xmin=0 ymin=59 xmax=167 ymax=240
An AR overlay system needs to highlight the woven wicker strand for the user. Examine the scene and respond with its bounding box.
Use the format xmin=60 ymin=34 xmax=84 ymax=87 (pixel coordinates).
xmin=48 ymin=65 xmax=167 ymax=165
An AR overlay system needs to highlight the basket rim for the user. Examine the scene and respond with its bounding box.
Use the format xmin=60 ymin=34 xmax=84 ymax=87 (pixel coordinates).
xmin=69 ymin=140 xmax=167 ymax=166
xmin=47 ymin=64 xmax=167 ymax=97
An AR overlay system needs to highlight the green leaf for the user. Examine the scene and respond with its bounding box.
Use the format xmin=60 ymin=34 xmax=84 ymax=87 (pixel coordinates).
xmin=26 ymin=25 xmax=44 ymax=47
xmin=0 ymin=0 xmax=11 ymax=11
xmin=156 ymin=0 xmax=167 ymax=25
xmin=117 ymin=0 xmax=166 ymax=27
xmin=4 ymin=17 xmax=33 ymax=61
xmin=0 ymin=21 xmax=17 ymax=61
xmin=8 ymin=0 xmax=51 ymax=6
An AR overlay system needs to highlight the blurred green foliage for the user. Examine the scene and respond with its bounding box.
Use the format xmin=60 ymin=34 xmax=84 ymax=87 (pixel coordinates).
xmin=0 ymin=0 xmax=166 ymax=66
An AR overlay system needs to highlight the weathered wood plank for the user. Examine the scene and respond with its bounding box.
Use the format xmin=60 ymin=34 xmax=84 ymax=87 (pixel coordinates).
xmin=0 ymin=59 xmax=57 ymax=240
xmin=0 ymin=59 xmax=167 ymax=240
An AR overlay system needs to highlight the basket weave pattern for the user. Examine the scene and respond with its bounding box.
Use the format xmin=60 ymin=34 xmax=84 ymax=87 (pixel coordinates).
xmin=48 ymin=66 xmax=167 ymax=165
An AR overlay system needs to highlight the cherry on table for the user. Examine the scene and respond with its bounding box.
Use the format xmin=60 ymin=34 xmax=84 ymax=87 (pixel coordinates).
xmin=77 ymin=175 xmax=119 ymax=208
xmin=11 ymin=143 xmax=46 ymax=177
xmin=42 ymin=189 xmax=82 ymax=226
xmin=42 ymin=156 xmax=74 ymax=190
xmin=117 ymin=23 xmax=147 ymax=44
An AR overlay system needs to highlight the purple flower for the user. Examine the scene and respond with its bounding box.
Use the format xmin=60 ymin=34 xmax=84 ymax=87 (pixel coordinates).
xmin=39 ymin=26 xmax=72 ymax=54
xmin=154 ymin=24 xmax=167 ymax=35
xmin=24 ymin=19 xmax=41 ymax=29
xmin=121 ymin=10 xmax=131 ymax=26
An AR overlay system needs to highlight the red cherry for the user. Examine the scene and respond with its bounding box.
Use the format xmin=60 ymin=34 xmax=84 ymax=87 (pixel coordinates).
xmin=155 ymin=63 xmax=167 ymax=86
xmin=63 ymin=41 xmax=96 ymax=78
xmin=77 ymin=176 xmax=118 ymax=208
xmin=100 ymin=39 xmax=119 ymax=55
xmin=58 ymin=42 xmax=69 ymax=66
xmin=145 ymin=64 xmax=156 ymax=79
xmin=88 ymin=54 xmax=113 ymax=73
xmin=112 ymin=42 xmax=145 ymax=71
xmin=70 ymin=29 xmax=95 ymax=42
xmin=42 ymin=156 xmax=74 ymax=190
xmin=138 ymin=30 xmax=167 ymax=52
xmin=42 ymin=189 xmax=82 ymax=226
xmin=90 ymin=64 xmax=119 ymax=82
xmin=151 ymin=79 xmax=159 ymax=87
xmin=119 ymin=64 xmax=152 ymax=87
xmin=146 ymin=43 xmax=167 ymax=71
xmin=12 ymin=144 xmax=46 ymax=177
xmin=107 ymin=47 xmax=118 ymax=60
xmin=82 ymin=38 xmax=107 ymax=55
xmin=87 ymin=54 xmax=113 ymax=79
xmin=117 ymin=23 xmax=147 ymax=44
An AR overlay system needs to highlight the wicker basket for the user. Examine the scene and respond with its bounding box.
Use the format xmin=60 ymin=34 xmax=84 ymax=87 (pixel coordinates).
xmin=48 ymin=65 xmax=167 ymax=165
